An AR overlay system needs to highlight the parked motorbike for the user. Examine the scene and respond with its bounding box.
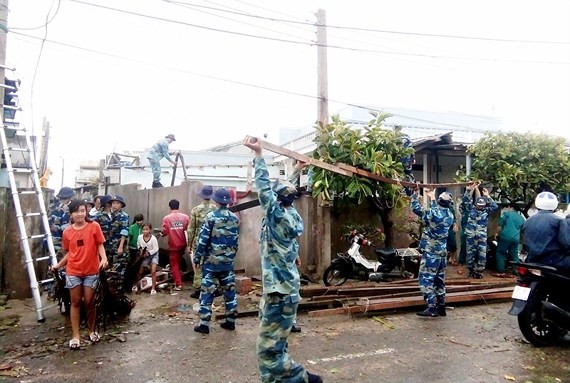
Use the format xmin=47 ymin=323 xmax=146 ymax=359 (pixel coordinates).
xmin=323 ymin=231 xmax=420 ymax=287
xmin=508 ymin=261 xmax=570 ymax=346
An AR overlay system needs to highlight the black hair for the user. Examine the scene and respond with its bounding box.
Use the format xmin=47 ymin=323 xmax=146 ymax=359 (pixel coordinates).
xmin=142 ymin=222 xmax=153 ymax=230
xmin=68 ymin=199 xmax=92 ymax=223
xmin=169 ymin=199 xmax=180 ymax=210
xmin=133 ymin=213 xmax=144 ymax=224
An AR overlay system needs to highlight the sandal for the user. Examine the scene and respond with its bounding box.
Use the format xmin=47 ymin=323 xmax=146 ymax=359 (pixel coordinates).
xmin=89 ymin=332 xmax=101 ymax=343
xmin=457 ymin=269 xmax=465 ymax=276
xmin=132 ymin=286 xmax=138 ymax=292
xmin=493 ymin=273 xmax=506 ymax=278
xmin=69 ymin=338 xmax=80 ymax=350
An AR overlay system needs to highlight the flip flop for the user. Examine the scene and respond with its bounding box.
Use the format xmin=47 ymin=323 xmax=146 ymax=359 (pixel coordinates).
xmin=457 ymin=269 xmax=465 ymax=275
xmin=89 ymin=332 xmax=101 ymax=343
xmin=69 ymin=338 xmax=80 ymax=350
xmin=493 ymin=273 xmax=507 ymax=278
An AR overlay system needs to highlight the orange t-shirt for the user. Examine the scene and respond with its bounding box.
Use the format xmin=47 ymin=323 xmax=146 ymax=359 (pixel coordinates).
xmin=62 ymin=221 xmax=106 ymax=277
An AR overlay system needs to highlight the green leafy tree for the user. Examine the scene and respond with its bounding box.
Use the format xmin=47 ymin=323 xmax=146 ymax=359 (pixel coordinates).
xmin=310 ymin=113 xmax=413 ymax=246
xmin=467 ymin=132 xmax=570 ymax=215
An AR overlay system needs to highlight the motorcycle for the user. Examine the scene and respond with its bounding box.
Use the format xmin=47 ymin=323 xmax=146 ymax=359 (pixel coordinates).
xmin=322 ymin=231 xmax=420 ymax=287
xmin=508 ymin=261 xmax=570 ymax=346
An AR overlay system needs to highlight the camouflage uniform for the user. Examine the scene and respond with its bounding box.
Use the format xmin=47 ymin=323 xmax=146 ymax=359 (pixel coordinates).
xmin=147 ymin=138 xmax=173 ymax=183
xmin=108 ymin=209 xmax=130 ymax=277
xmin=95 ymin=209 xmax=113 ymax=258
xmin=188 ymin=201 xmax=217 ymax=289
xmin=462 ymin=191 xmax=498 ymax=273
xmin=411 ymin=193 xmax=454 ymax=309
xmin=48 ymin=200 xmax=70 ymax=261
xmin=193 ymin=206 xmax=240 ymax=327
xmin=254 ymin=157 xmax=309 ymax=383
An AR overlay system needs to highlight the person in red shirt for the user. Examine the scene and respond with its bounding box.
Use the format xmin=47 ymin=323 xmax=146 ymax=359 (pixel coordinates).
xmin=161 ymin=199 xmax=190 ymax=290
xmin=51 ymin=199 xmax=108 ymax=350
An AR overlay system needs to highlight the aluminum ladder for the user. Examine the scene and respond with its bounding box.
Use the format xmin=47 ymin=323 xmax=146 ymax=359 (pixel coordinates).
xmin=0 ymin=73 xmax=58 ymax=322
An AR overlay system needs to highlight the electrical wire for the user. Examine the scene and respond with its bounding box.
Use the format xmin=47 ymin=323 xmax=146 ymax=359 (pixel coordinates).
xmin=167 ymin=0 xmax=570 ymax=45
xmin=9 ymin=0 xmax=62 ymax=31
xmin=161 ymin=0 xmax=312 ymax=42
xmin=30 ymin=0 xmax=61 ymax=139
xmin=64 ymin=0 xmax=570 ymax=65
xmin=11 ymin=31 xmax=497 ymax=130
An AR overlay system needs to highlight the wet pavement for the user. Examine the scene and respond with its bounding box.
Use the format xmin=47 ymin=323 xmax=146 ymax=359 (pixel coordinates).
xmin=1 ymin=286 xmax=569 ymax=383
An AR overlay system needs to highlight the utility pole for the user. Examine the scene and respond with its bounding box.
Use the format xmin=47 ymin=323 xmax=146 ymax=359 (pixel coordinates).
xmin=315 ymin=9 xmax=331 ymax=275
xmin=0 ymin=0 xmax=8 ymax=123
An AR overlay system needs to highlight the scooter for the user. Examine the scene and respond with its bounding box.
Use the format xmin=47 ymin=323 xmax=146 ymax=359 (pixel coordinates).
xmin=322 ymin=231 xmax=420 ymax=287
xmin=508 ymin=261 xmax=570 ymax=346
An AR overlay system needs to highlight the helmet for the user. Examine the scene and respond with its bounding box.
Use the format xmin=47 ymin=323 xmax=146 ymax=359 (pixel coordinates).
xmin=100 ymin=195 xmax=112 ymax=206
xmin=165 ymin=134 xmax=176 ymax=141
xmin=535 ymin=191 xmax=558 ymax=211
xmin=437 ymin=192 xmax=453 ymax=208
xmin=475 ymin=197 xmax=487 ymax=207
xmin=56 ymin=187 xmax=75 ymax=199
xmin=272 ymin=179 xmax=298 ymax=204
xmin=212 ymin=188 xmax=231 ymax=205
xmin=108 ymin=195 xmax=126 ymax=208
xmin=83 ymin=199 xmax=95 ymax=209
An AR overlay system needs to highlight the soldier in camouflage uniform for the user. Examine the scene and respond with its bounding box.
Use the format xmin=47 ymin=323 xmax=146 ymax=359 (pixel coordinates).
xmin=107 ymin=196 xmax=130 ymax=282
xmin=187 ymin=185 xmax=217 ymax=299
xmin=411 ymin=188 xmax=455 ymax=317
xmin=462 ymin=183 xmax=498 ymax=279
xmin=193 ymin=188 xmax=240 ymax=334
xmin=48 ymin=187 xmax=75 ymax=261
xmin=147 ymin=134 xmax=176 ymax=188
xmin=94 ymin=195 xmax=113 ymax=261
xmin=243 ymin=136 xmax=322 ymax=383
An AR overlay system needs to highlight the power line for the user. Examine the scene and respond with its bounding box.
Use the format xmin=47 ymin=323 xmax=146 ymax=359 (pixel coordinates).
xmin=166 ymin=0 xmax=570 ymax=45
xmin=161 ymin=0 xmax=311 ymax=42
xmin=10 ymin=0 xmax=61 ymax=31
xmin=64 ymin=0 xmax=570 ymax=65
xmin=10 ymin=31 xmax=494 ymax=131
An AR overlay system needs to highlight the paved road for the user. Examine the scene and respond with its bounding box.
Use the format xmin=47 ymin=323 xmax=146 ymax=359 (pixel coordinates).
xmin=1 ymin=293 xmax=569 ymax=383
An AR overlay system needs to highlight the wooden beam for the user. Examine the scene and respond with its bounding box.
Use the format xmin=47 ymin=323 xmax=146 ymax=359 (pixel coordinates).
xmin=256 ymin=138 xmax=474 ymax=189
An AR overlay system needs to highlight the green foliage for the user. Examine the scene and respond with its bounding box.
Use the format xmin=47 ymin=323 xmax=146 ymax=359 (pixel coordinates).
xmin=468 ymin=132 xmax=570 ymax=206
xmin=310 ymin=113 xmax=412 ymax=208
xmin=392 ymin=204 xmax=423 ymax=243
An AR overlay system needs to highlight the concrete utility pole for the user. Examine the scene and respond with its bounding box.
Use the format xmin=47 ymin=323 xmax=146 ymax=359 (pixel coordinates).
xmin=315 ymin=9 xmax=331 ymax=274
xmin=0 ymin=0 xmax=8 ymax=123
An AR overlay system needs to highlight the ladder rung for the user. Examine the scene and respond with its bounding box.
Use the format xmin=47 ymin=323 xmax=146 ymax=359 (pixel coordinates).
xmin=0 ymin=83 xmax=17 ymax=91
xmin=27 ymin=234 xmax=46 ymax=240
xmin=6 ymin=147 xmax=30 ymax=152
xmin=39 ymin=278 xmax=55 ymax=284
xmin=18 ymin=212 xmax=44 ymax=218
xmin=18 ymin=190 xmax=39 ymax=195
xmin=35 ymin=256 xmax=51 ymax=262
xmin=8 ymin=168 xmax=34 ymax=173
xmin=0 ymin=64 xmax=16 ymax=71
xmin=3 ymin=105 xmax=20 ymax=110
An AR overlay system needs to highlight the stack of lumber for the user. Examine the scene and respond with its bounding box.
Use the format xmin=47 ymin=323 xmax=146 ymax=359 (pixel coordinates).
xmin=298 ymin=278 xmax=515 ymax=317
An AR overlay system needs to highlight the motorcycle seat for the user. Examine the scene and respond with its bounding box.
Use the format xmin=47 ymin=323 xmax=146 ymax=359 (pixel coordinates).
xmin=375 ymin=247 xmax=396 ymax=258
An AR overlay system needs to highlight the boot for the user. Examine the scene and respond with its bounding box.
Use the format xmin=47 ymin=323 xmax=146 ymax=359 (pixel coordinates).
xmin=437 ymin=305 xmax=447 ymax=317
xmin=220 ymin=321 xmax=235 ymax=331
xmin=307 ymin=372 xmax=323 ymax=383
xmin=190 ymin=290 xmax=200 ymax=299
xmin=194 ymin=324 xmax=210 ymax=334
xmin=152 ymin=181 xmax=163 ymax=189
xmin=214 ymin=288 xmax=223 ymax=298
xmin=290 ymin=324 xmax=301 ymax=333
xmin=416 ymin=307 xmax=438 ymax=317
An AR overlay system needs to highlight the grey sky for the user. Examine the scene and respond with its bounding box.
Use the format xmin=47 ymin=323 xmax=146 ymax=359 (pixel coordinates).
xmin=6 ymin=0 xmax=570 ymax=187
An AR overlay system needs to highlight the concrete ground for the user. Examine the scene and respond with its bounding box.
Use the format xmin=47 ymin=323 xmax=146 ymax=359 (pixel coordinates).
xmin=1 ymin=282 xmax=569 ymax=383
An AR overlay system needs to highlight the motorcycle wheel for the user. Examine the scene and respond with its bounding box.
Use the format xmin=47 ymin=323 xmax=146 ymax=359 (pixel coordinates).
xmin=323 ymin=264 xmax=348 ymax=287
xmin=517 ymin=286 xmax=563 ymax=347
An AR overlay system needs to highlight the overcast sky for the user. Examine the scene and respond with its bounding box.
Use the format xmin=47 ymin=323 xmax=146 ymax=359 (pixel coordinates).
xmin=6 ymin=0 xmax=570 ymax=188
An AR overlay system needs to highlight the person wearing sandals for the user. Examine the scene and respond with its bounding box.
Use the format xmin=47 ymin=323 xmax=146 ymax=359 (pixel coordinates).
xmin=50 ymin=199 xmax=108 ymax=349
xmin=133 ymin=223 xmax=160 ymax=295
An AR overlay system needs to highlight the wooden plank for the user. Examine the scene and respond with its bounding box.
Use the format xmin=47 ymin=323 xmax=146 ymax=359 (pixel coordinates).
xmin=257 ymin=138 xmax=474 ymax=189
xmin=308 ymin=287 xmax=513 ymax=317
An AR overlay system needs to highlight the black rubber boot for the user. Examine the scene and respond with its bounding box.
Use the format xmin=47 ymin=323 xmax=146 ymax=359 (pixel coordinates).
xmin=194 ymin=324 xmax=210 ymax=334
xmin=437 ymin=305 xmax=447 ymax=317
xmin=416 ymin=307 xmax=438 ymax=317
xmin=152 ymin=181 xmax=163 ymax=189
xmin=190 ymin=290 xmax=200 ymax=299
xmin=307 ymin=372 xmax=323 ymax=383
xmin=220 ymin=321 xmax=235 ymax=331
xmin=290 ymin=324 xmax=301 ymax=333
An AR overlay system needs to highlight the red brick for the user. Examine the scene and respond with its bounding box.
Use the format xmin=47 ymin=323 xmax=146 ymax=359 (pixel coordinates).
xmin=235 ymin=276 xmax=252 ymax=295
